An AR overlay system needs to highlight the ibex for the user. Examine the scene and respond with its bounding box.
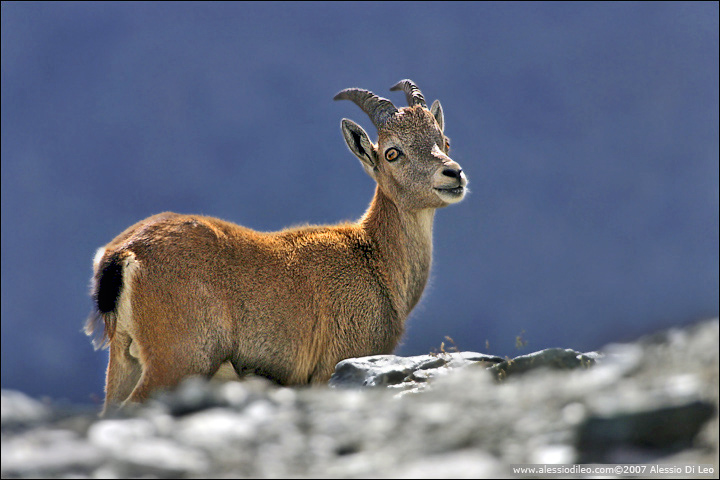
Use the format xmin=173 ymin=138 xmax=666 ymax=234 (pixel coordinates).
xmin=86 ymin=79 xmax=467 ymax=413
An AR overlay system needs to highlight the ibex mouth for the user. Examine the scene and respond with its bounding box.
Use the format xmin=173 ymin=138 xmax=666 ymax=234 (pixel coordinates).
xmin=434 ymin=186 xmax=466 ymax=202
xmin=435 ymin=186 xmax=464 ymax=194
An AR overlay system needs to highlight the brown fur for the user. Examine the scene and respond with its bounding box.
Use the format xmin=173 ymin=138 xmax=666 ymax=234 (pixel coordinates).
xmin=86 ymin=87 xmax=467 ymax=414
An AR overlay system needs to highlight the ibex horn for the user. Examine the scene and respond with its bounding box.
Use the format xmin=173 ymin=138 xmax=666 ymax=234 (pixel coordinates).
xmin=390 ymin=79 xmax=427 ymax=109
xmin=334 ymin=88 xmax=398 ymax=128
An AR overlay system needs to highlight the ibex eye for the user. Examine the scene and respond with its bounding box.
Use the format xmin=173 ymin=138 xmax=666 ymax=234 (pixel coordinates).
xmin=385 ymin=148 xmax=400 ymax=162
xmin=444 ymin=138 xmax=451 ymax=152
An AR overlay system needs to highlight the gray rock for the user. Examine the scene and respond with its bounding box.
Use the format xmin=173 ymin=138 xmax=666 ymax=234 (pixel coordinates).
xmin=576 ymin=399 xmax=715 ymax=463
xmin=489 ymin=348 xmax=599 ymax=380
xmin=329 ymin=351 xmax=503 ymax=390
xmin=1 ymin=390 xmax=50 ymax=427
xmin=1 ymin=318 xmax=717 ymax=478
xmin=1 ymin=428 xmax=107 ymax=477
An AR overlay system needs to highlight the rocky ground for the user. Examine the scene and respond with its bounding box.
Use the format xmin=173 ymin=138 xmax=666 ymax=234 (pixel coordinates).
xmin=2 ymin=319 xmax=718 ymax=478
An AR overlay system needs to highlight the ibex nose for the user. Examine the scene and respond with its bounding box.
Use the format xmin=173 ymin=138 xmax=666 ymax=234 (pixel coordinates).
xmin=442 ymin=167 xmax=463 ymax=179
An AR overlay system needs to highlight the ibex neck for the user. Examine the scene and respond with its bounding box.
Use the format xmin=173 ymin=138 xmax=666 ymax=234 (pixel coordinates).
xmin=361 ymin=186 xmax=434 ymax=317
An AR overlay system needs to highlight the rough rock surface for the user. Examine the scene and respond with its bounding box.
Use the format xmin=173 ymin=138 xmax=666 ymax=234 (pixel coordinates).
xmin=2 ymin=319 xmax=718 ymax=478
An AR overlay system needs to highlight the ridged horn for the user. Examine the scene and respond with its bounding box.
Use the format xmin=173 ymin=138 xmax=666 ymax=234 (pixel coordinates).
xmin=334 ymin=88 xmax=398 ymax=128
xmin=390 ymin=79 xmax=427 ymax=109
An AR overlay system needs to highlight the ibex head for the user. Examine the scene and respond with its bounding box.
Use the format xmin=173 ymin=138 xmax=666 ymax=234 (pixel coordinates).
xmin=335 ymin=79 xmax=467 ymax=210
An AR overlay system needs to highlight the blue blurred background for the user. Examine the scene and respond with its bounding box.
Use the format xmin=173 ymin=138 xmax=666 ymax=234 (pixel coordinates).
xmin=2 ymin=1 xmax=718 ymax=405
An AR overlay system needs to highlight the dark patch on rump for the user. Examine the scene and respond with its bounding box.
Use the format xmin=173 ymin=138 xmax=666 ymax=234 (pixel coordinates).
xmin=94 ymin=251 xmax=125 ymax=314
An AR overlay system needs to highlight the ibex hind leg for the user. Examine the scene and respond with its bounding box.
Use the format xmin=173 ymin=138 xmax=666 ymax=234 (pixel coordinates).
xmin=103 ymin=331 xmax=142 ymax=415
xmin=124 ymin=339 xmax=228 ymax=405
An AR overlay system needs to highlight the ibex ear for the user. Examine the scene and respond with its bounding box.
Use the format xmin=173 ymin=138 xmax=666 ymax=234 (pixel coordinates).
xmin=430 ymin=99 xmax=444 ymax=132
xmin=340 ymin=119 xmax=378 ymax=177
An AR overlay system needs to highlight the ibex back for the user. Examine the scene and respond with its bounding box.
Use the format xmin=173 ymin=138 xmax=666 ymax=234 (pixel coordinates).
xmin=86 ymin=80 xmax=467 ymax=413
